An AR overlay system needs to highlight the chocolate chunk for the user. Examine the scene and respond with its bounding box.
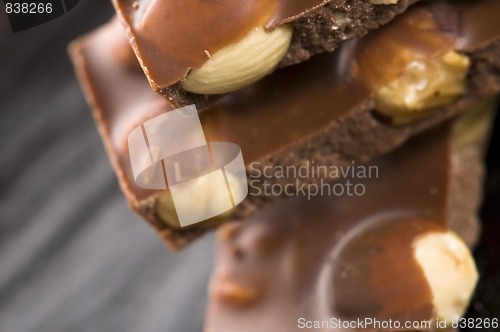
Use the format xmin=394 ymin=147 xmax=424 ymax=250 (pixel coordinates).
xmin=204 ymin=112 xmax=492 ymax=331
xmin=112 ymin=0 xmax=420 ymax=108
xmin=112 ymin=0 xmax=500 ymax=110
xmin=69 ymin=0 xmax=500 ymax=249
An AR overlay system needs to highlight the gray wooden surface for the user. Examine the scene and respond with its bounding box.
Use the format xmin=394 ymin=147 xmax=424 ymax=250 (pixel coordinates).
xmin=0 ymin=2 xmax=214 ymax=332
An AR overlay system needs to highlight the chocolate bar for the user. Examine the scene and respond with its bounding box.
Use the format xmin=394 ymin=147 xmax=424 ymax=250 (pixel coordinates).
xmin=70 ymin=0 xmax=500 ymax=249
xmin=112 ymin=0 xmax=421 ymax=107
xmin=204 ymin=107 xmax=495 ymax=331
xmin=111 ymin=0 xmax=500 ymax=110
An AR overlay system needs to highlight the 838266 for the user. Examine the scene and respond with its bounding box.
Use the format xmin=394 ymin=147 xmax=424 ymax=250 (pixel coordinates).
xmin=5 ymin=2 xmax=53 ymax=14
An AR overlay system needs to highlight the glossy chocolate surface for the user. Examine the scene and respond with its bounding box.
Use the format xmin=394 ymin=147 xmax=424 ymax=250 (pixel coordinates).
xmin=199 ymin=0 xmax=500 ymax=162
xmin=112 ymin=0 xmax=500 ymax=91
xmin=73 ymin=0 xmax=500 ymax=202
xmin=443 ymin=0 xmax=500 ymax=51
xmin=70 ymin=20 xmax=170 ymax=204
xmin=71 ymin=0 xmax=500 ymax=246
xmin=349 ymin=0 xmax=500 ymax=89
xmin=206 ymin=124 xmax=453 ymax=331
xmin=112 ymin=0 xmax=326 ymax=88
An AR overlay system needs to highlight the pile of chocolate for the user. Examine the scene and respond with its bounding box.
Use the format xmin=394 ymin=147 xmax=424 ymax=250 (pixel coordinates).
xmin=70 ymin=1 xmax=500 ymax=331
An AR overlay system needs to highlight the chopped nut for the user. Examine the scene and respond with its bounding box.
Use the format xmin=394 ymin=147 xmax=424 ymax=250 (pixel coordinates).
xmin=371 ymin=0 xmax=399 ymax=4
xmin=374 ymin=51 xmax=470 ymax=124
xmin=330 ymin=12 xmax=351 ymax=30
xmin=204 ymin=50 xmax=212 ymax=60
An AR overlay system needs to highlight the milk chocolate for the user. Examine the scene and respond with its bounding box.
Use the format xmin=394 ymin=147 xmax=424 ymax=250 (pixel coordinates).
xmin=204 ymin=113 xmax=492 ymax=332
xmin=112 ymin=0 xmax=420 ymax=108
xmin=70 ymin=0 xmax=500 ymax=249
xmin=112 ymin=0 xmax=500 ymax=110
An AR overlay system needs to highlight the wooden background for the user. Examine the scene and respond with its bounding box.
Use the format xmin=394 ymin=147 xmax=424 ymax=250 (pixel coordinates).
xmin=0 ymin=1 xmax=499 ymax=331
xmin=0 ymin=2 xmax=213 ymax=331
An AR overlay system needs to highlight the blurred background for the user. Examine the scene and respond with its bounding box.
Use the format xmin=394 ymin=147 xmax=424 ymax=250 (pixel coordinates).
xmin=0 ymin=1 xmax=499 ymax=331
xmin=0 ymin=2 xmax=214 ymax=331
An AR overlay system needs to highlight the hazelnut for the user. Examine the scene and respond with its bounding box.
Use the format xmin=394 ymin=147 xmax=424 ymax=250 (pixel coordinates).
xmin=375 ymin=51 xmax=470 ymax=124
xmin=413 ymin=230 xmax=478 ymax=325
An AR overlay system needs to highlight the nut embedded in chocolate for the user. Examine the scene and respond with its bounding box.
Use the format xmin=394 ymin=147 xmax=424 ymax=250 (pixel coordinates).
xmin=204 ymin=106 xmax=493 ymax=331
xmin=70 ymin=0 xmax=500 ymax=249
xmin=375 ymin=51 xmax=470 ymax=124
xmin=181 ymin=25 xmax=293 ymax=95
xmin=414 ymin=230 xmax=479 ymax=325
xmin=112 ymin=0 xmax=420 ymax=109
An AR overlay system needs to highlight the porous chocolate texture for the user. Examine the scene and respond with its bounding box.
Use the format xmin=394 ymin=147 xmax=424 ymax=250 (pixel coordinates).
xmin=279 ymin=0 xmax=419 ymax=67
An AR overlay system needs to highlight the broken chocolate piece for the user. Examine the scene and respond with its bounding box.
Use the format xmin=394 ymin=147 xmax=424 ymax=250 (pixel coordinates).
xmin=113 ymin=0 xmax=500 ymax=110
xmin=204 ymin=110 xmax=493 ymax=331
xmin=70 ymin=0 xmax=500 ymax=249
xmin=112 ymin=0 xmax=420 ymax=107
